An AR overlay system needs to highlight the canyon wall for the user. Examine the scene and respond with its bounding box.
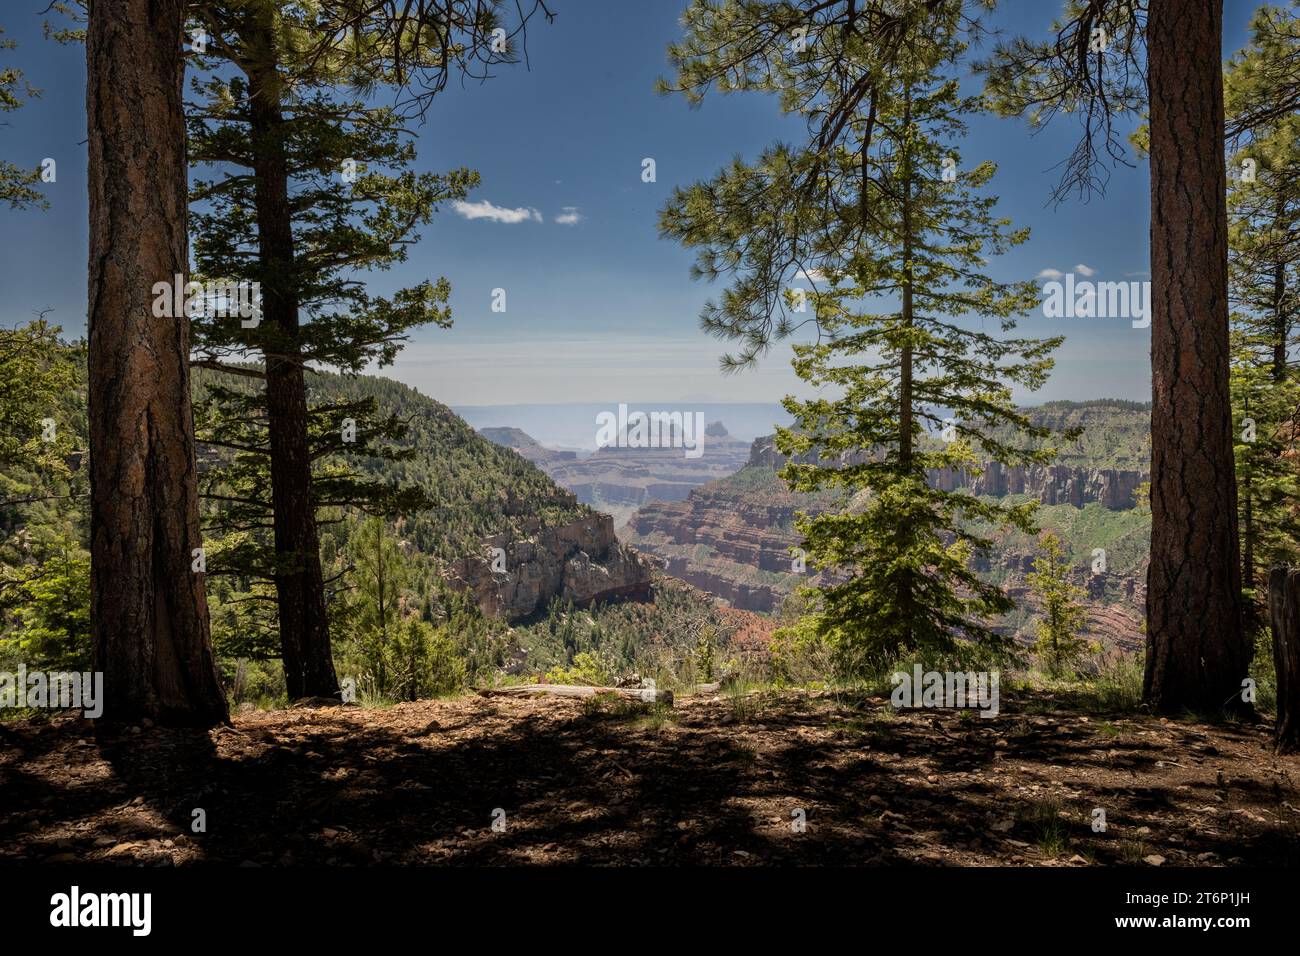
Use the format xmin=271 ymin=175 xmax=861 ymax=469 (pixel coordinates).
xmin=447 ymin=513 xmax=653 ymax=621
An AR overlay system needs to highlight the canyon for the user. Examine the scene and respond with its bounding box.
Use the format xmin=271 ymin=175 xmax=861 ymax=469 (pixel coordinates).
xmin=622 ymin=401 xmax=1153 ymax=652
xmin=482 ymin=421 xmax=751 ymax=525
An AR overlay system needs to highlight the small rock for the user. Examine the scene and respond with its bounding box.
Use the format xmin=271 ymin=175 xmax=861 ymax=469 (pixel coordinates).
xmin=1143 ymin=854 xmax=1166 ymax=866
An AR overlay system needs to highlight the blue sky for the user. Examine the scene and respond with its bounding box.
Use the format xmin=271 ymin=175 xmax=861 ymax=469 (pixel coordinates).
xmin=0 ymin=0 xmax=1263 ymax=407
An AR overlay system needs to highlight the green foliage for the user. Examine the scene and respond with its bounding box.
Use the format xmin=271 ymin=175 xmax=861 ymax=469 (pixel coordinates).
xmin=693 ymin=624 xmax=717 ymax=682
xmin=1087 ymin=652 xmax=1146 ymax=713
xmin=336 ymin=517 xmax=464 ymax=701
xmin=182 ymin=2 xmax=524 ymax=683
xmin=768 ymin=617 xmax=837 ymax=688
xmin=1027 ymin=532 xmax=1094 ymax=677
xmin=661 ymin=3 xmax=1064 ymax=673
xmin=0 ymin=319 xmax=78 ymax=479
xmin=1249 ymin=628 xmax=1278 ymax=714
xmin=0 ymin=328 xmax=89 ymax=681
xmin=225 ymin=657 xmax=288 ymax=710
xmin=1020 ymin=798 xmax=1068 ymax=857
xmin=1224 ymin=2 xmax=1300 ymax=143
xmin=977 ymin=400 xmax=1149 ymax=471
xmin=0 ymin=546 xmax=90 ymax=672
xmin=383 ymin=618 xmax=466 ymax=701
xmin=0 ymin=27 xmax=45 ymax=210
xmin=1224 ymin=8 xmax=1300 ymax=632
xmin=544 ymin=650 xmax=615 ymax=687
xmin=1 ymin=349 xmax=611 ymax=702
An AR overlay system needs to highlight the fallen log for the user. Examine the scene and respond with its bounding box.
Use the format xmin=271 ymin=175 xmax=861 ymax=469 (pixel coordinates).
xmin=476 ymin=684 xmax=673 ymax=706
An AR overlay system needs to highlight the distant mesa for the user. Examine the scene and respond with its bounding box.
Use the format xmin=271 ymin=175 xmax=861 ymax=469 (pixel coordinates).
xmin=480 ymin=421 xmax=752 ymax=526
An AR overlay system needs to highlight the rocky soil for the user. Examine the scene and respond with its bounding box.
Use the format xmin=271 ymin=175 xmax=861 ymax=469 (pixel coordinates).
xmin=2 ymin=689 xmax=1296 ymax=867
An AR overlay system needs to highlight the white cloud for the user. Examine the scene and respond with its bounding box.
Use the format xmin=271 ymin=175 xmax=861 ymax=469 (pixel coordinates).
xmin=554 ymin=206 xmax=584 ymax=226
xmin=451 ymin=199 xmax=542 ymax=224
xmin=1074 ymin=263 xmax=1097 ymax=276
xmin=1037 ymin=268 xmax=1064 ymax=280
xmin=797 ymin=268 xmax=829 ymax=283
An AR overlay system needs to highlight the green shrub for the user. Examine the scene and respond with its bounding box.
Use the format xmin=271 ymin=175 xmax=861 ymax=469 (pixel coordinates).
xmin=544 ymin=650 xmax=615 ymax=686
xmin=1088 ymin=652 xmax=1145 ymax=712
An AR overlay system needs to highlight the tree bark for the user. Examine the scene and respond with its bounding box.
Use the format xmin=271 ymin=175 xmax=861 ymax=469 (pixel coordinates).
xmin=86 ymin=0 xmax=228 ymax=726
xmin=1267 ymin=567 xmax=1300 ymax=751
xmin=1272 ymin=256 xmax=1287 ymax=383
xmin=246 ymin=47 xmax=339 ymax=702
xmin=1144 ymin=0 xmax=1250 ymax=714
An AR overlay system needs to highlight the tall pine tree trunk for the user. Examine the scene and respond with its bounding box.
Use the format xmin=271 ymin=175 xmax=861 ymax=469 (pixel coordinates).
xmin=86 ymin=0 xmax=227 ymax=726
xmin=897 ymin=87 xmax=916 ymax=645
xmin=247 ymin=53 xmax=339 ymax=703
xmin=1272 ymin=256 xmax=1287 ymax=383
xmin=1144 ymin=0 xmax=1249 ymax=713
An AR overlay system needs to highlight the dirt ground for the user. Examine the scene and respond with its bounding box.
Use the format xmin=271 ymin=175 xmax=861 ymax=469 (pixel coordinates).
xmin=2 ymin=688 xmax=1298 ymax=866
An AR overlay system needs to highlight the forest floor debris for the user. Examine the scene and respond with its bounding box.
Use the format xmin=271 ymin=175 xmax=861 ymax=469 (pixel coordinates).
xmin=2 ymin=688 xmax=1298 ymax=866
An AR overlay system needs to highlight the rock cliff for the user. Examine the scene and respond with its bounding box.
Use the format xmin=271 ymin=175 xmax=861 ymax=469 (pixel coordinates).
xmin=625 ymin=401 xmax=1153 ymax=649
xmin=447 ymin=513 xmax=653 ymax=620
xmin=750 ymin=436 xmax=1147 ymax=510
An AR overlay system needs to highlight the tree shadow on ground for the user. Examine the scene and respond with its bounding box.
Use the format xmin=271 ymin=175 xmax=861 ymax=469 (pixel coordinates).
xmin=1 ymin=693 xmax=1297 ymax=866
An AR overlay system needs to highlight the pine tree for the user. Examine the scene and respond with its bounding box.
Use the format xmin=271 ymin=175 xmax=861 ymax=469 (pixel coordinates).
xmin=1225 ymin=6 xmax=1300 ymax=632
xmin=0 ymin=26 xmax=45 ymax=210
xmin=980 ymin=0 xmax=1252 ymax=715
xmin=1027 ymin=532 xmax=1091 ymax=677
xmin=347 ymin=516 xmax=407 ymax=697
xmin=660 ymin=0 xmax=1063 ymax=674
xmin=184 ymin=1 xmax=545 ymax=699
xmin=85 ymin=0 xmax=228 ymax=726
xmin=0 ymin=318 xmax=75 ymax=478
